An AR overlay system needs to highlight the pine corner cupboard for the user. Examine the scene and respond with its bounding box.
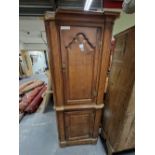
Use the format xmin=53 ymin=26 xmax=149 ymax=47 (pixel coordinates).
xmin=44 ymin=9 xmax=119 ymax=147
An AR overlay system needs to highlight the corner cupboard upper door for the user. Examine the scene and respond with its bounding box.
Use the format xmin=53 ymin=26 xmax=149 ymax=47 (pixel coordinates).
xmin=59 ymin=26 xmax=101 ymax=105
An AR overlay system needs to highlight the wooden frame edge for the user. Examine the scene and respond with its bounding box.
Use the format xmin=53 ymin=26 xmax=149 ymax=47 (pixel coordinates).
xmin=54 ymin=104 xmax=104 ymax=111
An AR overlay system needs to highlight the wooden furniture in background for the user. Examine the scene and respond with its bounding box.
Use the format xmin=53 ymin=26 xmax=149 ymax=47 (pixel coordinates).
xmin=45 ymin=10 xmax=119 ymax=147
xmin=101 ymin=27 xmax=135 ymax=155
xmin=20 ymin=50 xmax=33 ymax=77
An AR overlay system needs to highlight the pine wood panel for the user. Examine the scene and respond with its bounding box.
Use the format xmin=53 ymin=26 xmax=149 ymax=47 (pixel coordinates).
xmin=101 ymin=26 xmax=135 ymax=154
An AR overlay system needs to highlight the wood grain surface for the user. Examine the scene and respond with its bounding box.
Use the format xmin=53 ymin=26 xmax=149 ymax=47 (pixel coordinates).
xmin=45 ymin=9 xmax=119 ymax=146
xmin=101 ymin=26 xmax=135 ymax=154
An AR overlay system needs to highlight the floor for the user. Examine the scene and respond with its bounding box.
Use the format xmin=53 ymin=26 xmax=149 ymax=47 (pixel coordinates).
xmin=19 ymin=72 xmax=48 ymax=85
xmin=19 ymin=100 xmax=135 ymax=155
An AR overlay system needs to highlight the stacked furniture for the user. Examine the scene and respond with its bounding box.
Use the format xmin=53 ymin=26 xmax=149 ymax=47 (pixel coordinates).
xmin=101 ymin=27 xmax=135 ymax=155
xmin=45 ymin=9 xmax=119 ymax=147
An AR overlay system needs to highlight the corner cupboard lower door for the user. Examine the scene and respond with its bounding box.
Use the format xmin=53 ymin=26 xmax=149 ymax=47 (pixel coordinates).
xmin=64 ymin=110 xmax=95 ymax=141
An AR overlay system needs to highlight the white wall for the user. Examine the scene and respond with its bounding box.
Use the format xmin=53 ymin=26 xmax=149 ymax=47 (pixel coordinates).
xmin=19 ymin=41 xmax=25 ymax=50
xmin=104 ymin=8 xmax=135 ymax=35
xmin=28 ymin=51 xmax=47 ymax=74
xmin=113 ymin=10 xmax=135 ymax=35
xmin=24 ymin=43 xmax=48 ymax=51
xmin=19 ymin=16 xmax=47 ymax=51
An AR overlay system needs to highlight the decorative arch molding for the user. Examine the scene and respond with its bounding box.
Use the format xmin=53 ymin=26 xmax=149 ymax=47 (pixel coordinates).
xmin=65 ymin=33 xmax=95 ymax=53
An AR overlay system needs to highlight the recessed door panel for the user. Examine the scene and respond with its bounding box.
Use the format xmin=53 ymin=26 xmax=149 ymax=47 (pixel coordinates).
xmin=60 ymin=26 xmax=101 ymax=104
xmin=64 ymin=110 xmax=95 ymax=141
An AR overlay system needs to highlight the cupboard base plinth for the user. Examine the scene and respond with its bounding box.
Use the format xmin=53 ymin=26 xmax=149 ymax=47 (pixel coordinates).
xmin=59 ymin=138 xmax=98 ymax=147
